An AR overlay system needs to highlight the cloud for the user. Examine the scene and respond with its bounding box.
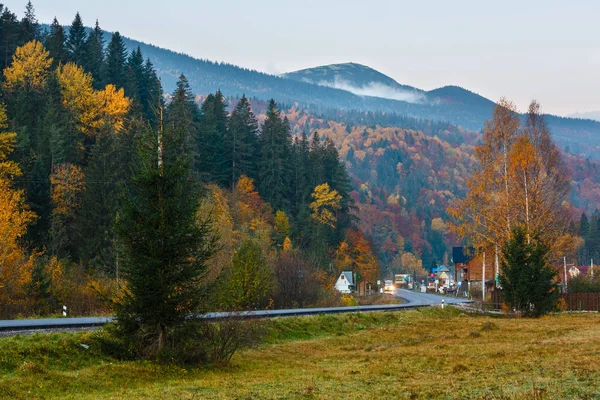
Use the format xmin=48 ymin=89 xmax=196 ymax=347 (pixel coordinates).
xmin=314 ymin=76 xmax=425 ymax=104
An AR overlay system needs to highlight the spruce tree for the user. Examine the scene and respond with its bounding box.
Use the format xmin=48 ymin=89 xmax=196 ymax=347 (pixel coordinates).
xmin=197 ymin=90 xmax=228 ymax=185
xmin=84 ymin=20 xmax=105 ymax=89
xmin=66 ymin=12 xmax=87 ymax=65
xmin=20 ymin=1 xmax=39 ymax=43
xmin=500 ymin=227 xmax=558 ymax=317
xmin=140 ymin=58 xmax=162 ymax=125
xmin=45 ymin=18 xmax=67 ymax=66
xmin=166 ymin=74 xmax=199 ymax=168
xmin=0 ymin=8 xmax=20 ymax=69
xmin=105 ymin=32 xmax=128 ymax=89
xmin=125 ymin=47 xmax=144 ymax=101
xmin=226 ymin=95 xmax=258 ymax=188
xmin=114 ymin=109 xmax=217 ymax=356
xmin=258 ymin=99 xmax=291 ymax=212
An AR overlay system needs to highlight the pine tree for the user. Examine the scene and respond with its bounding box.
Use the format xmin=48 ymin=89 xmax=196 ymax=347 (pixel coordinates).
xmin=226 ymin=95 xmax=258 ymax=188
xmin=114 ymin=110 xmax=217 ymax=356
xmin=500 ymin=227 xmax=557 ymax=317
xmin=0 ymin=8 xmax=21 ymax=69
xmin=105 ymin=32 xmax=128 ymax=89
xmin=140 ymin=58 xmax=162 ymax=125
xmin=20 ymin=1 xmax=39 ymax=43
xmin=197 ymin=90 xmax=228 ymax=185
xmin=45 ymin=18 xmax=67 ymax=66
xmin=258 ymin=99 xmax=291 ymax=212
xmin=84 ymin=20 xmax=105 ymax=89
xmin=66 ymin=12 xmax=87 ymax=65
xmin=166 ymin=74 xmax=199 ymax=167
xmin=125 ymin=47 xmax=144 ymax=106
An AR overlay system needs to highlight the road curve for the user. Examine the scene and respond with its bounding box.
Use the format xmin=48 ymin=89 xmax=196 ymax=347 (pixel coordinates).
xmin=0 ymin=290 xmax=472 ymax=334
xmin=393 ymin=288 xmax=472 ymax=306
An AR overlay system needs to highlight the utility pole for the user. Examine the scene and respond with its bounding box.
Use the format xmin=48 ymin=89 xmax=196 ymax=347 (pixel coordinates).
xmin=563 ymin=257 xmax=568 ymax=293
xmin=592 ymin=259 xmax=594 ymax=279
xmin=482 ymin=252 xmax=486 ymax=309
xmin=495 ymin=245 xmax=500 ymax=288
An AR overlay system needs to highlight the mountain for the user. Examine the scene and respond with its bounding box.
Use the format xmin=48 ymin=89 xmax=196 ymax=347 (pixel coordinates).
xmin=82 ymin=29 xmax=600 ymax=159
xmin=281 ymin=62 xmax=424 ymax=103
xmin=568 ymin=111 xmax=600 ymax=122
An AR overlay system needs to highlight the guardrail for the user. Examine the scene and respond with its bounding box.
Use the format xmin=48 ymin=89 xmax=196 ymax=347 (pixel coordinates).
xmin=0 ymin=301 xmax=436 ymax=333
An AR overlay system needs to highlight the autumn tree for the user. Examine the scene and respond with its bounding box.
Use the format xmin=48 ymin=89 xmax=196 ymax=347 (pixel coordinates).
xmin=216 ymin=239 xmax=275 ymax=311
xmin=310 ymin=183 xmax=342 ymax=228
xmin=449 ymin=99 xmax=572 ymax=262
xmin=0 ymin=107 xmax=36 ymax=314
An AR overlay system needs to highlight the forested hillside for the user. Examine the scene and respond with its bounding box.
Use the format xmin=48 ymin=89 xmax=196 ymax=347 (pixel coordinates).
xmin=1 ymin=3 xmax=599 ymax=320
xmin=64 ymin=25 xmax=600 ymax=160
xmin=0 ymin=6 xmax=379 ymax=318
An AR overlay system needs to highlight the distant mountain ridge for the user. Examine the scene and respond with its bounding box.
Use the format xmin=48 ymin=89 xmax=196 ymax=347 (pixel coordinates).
xmin=281 ymin=62 xmax=425 ymax=103
xmin=40 ymin=24 xmax=600 ymax=159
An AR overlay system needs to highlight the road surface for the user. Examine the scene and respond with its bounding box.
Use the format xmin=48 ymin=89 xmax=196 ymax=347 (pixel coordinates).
xmin=0 ymin=290 xmax=472 ymax=335
xmin=393 ymin=288 xmax=471 ymax=306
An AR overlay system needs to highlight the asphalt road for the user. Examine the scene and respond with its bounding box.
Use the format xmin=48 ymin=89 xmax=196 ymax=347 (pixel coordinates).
xmin=0 ymin=289 xmax=472 ymax=335
xmin=393 ymin=288 xmax=472 ymax=306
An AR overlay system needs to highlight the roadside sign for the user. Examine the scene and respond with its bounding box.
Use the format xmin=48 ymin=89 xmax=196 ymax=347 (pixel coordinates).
xmin=377 ymin=280 xmax=381 ymax=285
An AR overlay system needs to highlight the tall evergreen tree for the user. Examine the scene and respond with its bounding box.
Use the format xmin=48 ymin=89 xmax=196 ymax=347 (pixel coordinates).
xmin=114 ymin=109 xmax=217 ymax=356
xmin=66 ymin=12 xmax=87 ymax=65
xmin=125 ymin=47 xmax=144 ymax=102
xmin=258 ymin=99 xmax=291 ymax=212
xmin=197 ymin=90 xmax=228 ymax=185
xmin=0 ymin=8 xmax=21 ymax=69
xmin=226 ymin=95 xmax=258 ymax=188
xmin=20 ymin=1 xmax=39 ymax=43
xmin=45 ymin=17 xmax=67 ymax=66
xmin=105 ymin=32 xmax=127 ymax=89
xmin=500 ymin=227 xmax=558 ymax=317
xmin=140 ymin=58 xmax=162 ymax=125
xmin=166 ymin=74 xmax=199 ymax=166
xmin=84 ymin=20 xmax=105 ymax=89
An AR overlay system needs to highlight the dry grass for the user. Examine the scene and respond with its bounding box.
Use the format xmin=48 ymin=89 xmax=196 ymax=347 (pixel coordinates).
xmin=1 ymin=308 xmax=600 ymax=399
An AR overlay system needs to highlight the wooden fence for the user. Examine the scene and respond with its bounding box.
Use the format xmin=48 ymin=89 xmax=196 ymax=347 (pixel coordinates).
xmin=487 ymin=290 xmax=600 ymax=312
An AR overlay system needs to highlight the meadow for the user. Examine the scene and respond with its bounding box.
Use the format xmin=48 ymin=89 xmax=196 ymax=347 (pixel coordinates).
xmin=1 ymin=308 xmax=599 ymax=399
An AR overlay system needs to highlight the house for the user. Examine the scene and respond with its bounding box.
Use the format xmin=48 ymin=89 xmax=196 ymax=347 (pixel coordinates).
xmin=335 ymin=271 xmax=354 ymax=294
xmin=452 ymin=246 xmax=497 ymax=296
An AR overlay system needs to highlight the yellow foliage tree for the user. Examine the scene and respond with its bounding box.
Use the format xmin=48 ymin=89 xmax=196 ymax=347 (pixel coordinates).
xmin=3 ymin=40 xmax=52 ymax=93
xmin=0 ymin=106 xmax=36 ymax=313
xmin=57 ymin=63 xmax=130 ymax=136
xmin=310 ymin=183 xmax=342 ymax=228
xmin=50 ymin=163 xmax=86 ymax=216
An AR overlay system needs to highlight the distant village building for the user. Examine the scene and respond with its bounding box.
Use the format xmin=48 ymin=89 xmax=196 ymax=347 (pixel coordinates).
xmin=452 ymin=247 xmax=497 ymax=295
xmin=335 ymin=271 xmax=354 ymax=294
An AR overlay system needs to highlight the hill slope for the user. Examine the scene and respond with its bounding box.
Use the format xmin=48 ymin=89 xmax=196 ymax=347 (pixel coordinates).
xmin=93 ymin=30 xmax=600 ymax=159
xmin=282 ymin=62 xmax=424 ymax=103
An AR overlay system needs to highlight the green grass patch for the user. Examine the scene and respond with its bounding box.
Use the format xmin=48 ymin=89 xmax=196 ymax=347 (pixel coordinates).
xmin=1 ymin=307 xmax=600 ymax=399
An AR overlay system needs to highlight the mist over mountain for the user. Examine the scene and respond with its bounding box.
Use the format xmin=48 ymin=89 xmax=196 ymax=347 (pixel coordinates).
xmin=568 ymin=111 xmax=600 ymax=122
xmin=282 ymin=62 xmax=425 ymax=103
xmin=52 ymin=26 xmax=600 ymax=160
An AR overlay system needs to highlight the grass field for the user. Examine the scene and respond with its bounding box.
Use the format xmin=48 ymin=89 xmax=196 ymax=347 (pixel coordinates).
xmin=1 ymin=308 xmax=600 ymax=399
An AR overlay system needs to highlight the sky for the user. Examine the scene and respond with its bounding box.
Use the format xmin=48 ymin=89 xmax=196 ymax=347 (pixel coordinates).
xmin=4 ymin=0 xmax=600 ymax=116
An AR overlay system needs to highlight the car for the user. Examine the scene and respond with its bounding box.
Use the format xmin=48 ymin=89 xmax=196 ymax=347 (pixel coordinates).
xmin=384 ymin=280 xmax=394 ymax=292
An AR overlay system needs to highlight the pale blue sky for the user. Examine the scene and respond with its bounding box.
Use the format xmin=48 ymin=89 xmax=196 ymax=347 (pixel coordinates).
xmin=4 ymin=0 xmax=600 ymax=115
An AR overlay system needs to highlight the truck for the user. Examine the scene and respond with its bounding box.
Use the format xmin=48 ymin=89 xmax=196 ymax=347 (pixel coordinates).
xmin=394 ymin=274 xmax=412 ymax=288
